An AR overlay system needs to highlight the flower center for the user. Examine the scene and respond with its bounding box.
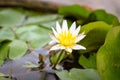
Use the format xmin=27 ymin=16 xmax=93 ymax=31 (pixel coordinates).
xmin=56 ymin=31 xmax=76 ymax=47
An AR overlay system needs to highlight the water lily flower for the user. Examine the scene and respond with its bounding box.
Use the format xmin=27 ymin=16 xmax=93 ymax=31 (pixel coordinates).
xmin=49 ymin=20 xmax=86 ymax=53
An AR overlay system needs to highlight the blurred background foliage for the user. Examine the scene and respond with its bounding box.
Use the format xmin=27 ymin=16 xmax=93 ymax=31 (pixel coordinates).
xmin=0 ymin=1 xmax=120 ymax=80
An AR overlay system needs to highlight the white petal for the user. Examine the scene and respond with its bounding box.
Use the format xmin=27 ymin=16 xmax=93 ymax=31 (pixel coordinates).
xmin=59 ymin=46 xmax=66 ymax=49
xmin=49 ymin=33 xmax=59 ymax=43
xmin=56 ymin=21 xmax=62 ymax=33
xmin=70 ymin=22 xmax=76 ymax=33
xmin=73 ymin=25 xmax=81 ymax=36
xmin=62 ymin=20 xmax=68 ymax=31
xmin=52 ymin=27 xmax=57 ymax=37
xmin=65 ymin=48 xmax=72 ymax=53
xmin=75 ymin=32 xmax=86 ymax=43
xmin=49 ymin=40 xmax=56 ymax=45
xmin=72 ymin=44 xmax=86 ymax=50
xmin=50 ymin=44 xmax=61 ymax=51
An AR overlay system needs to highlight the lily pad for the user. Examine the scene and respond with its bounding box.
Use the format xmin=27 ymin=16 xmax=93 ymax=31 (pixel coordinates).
xmin=59 ymin=5 xmax=91 ymax=19
xmin=16 ymin=25 xmax=51 ymax=48
xmin=79 ymin=54 xmax=96 ymax=69
xmin=56 ymin=68 xmax=100 ymax=80
xmin=97 ymin=26 xmax=120 ymax=80
xmin=26 ymin=14 xmax=62 ymax=26
xmin=79 ymin=21 xmax=112 ymax=53
xmin=0 ymin=8 xmax=25 ymax=27
xmin=0 ymin=28 xmax=15 ymax=42
xmin=0 ymin=42 xmax=10 ymax=65
xmin=9 ymin=40 xmax=28 ymax=59
xmin=87 ymin=10 xmax=119 ymax=26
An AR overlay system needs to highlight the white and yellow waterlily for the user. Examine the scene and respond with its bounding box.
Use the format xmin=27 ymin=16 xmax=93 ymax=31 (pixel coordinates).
xmin=49 ymin=20 xmax=86 ymax=53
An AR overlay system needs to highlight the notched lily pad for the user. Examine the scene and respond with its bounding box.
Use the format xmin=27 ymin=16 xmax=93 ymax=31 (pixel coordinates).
xmin=16 ymin=25 xmax=51 ymax=48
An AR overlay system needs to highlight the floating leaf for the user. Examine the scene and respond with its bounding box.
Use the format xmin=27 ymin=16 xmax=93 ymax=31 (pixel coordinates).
xmin=79 ymin=21 xmax=112 ymax=53
xmin=16 ymin=25 xmax=51 ymax=48
xmin=26 ymin=14 xmax=62 ymax=26
xmin=0 ymin=42 xmax=10 ymax=66
xmin=25 ymin=14 xmax=63 ymax=29
xmin=87 ymin=10 xmax=119 ymax=26
xmin=97 ymin=26 xmax=120 ymax=80
xmin=0 ymin=28 xmax=15 ymax=42
xmin=59 ymin=5 xmax=91 ymax=19
xmin=40 ymin=18 xmax=63 ymax=29
xmin=9 ymin=40 xmax=28 ymax=59
xmin=56 ymin=68 xmax=100 ymax=80
xmin=79 ymin=54 xmax=96 ymax=69
xmin=0 ymin=8 xmax=25 ymax=27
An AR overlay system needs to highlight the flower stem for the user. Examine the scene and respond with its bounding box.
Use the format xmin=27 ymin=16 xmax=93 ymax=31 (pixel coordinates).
xmin=53 ymin=50 xmax=65 ymax=69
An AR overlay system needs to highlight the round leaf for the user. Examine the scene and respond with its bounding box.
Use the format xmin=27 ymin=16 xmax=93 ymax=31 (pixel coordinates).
xmin=9 ymin=40 xmax=28 ymax=59
xmin=0 ymin=8 xmax=25 ymax=27
xmin=79 ymin=21 xmax=112 ymax=53
xmin=56 ymin=68 xmax=100 ymax=80
xmin=97 ymin=26 xmax=120 ymax=80
xmin=16 ymin=25 xmax=51 ymax=48
xmin=0 ymin=28 xmax=15 ymax=42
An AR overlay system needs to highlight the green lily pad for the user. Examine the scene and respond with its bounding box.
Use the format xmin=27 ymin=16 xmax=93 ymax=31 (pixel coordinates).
xmin=25 ymin=14 xmax=63 ymax=29
xmin=97 ymin=26 xmax=120 ymax=80
xmin=16 ymin=25 xmax=51 ymax=48
xmin=0 ymin=8 xmax=25 ymax=27
xmin=0 ymin=42 xmax=10 ymax=65
xmin=26 ymin=14 xmax=62 ymax=25
xmin=79 ymin=21 xmax=112 ymax=53
xmin=0 ymin=28 xmax=15 ymax=42
xmin=59 ymin=5 xmax=91 ymax=19
xmin=56 ymin=68 xmax=100 ymax=80
xmin=79 ymin=54 xmax=96 ymax=69
xmin=9 ymin=40 xmax=28 ymax=59
xmin=87 ymin=10 xmax=119 ymax=26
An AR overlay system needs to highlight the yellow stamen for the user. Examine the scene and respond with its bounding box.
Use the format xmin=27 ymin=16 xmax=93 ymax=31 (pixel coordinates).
xmin=56 ymin=30 xmax=76 ymax=47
